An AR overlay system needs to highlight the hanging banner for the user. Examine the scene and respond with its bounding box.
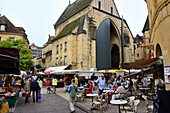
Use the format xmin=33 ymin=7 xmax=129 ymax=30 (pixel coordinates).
xmin=164 ymin=66 xmax=170 ymax=83
xmin=139 ymin=45 xmax=154 ymax=50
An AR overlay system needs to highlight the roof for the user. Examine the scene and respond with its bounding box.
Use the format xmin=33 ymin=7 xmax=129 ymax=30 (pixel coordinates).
xmin=43 ymin=35 xmax=55 ymax=48
xmin=142 ymin=16 xmax=150 ymax=33
xmin=54 ymin=0 xmax=92 ymax=28
xmin=52 ymin=15 xmax=86 ymax=41
xmin=0 ymin=15 xmax=26 ymax=34
xmin=121 ymin=57 xmax=160 ymax=69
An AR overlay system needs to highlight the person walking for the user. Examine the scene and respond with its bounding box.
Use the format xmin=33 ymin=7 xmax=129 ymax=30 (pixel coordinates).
xmin=95 ymin=74 xmax=106 ymax=95
xmin=152 ymin=79 xmax=170 ymax=113
xmin=68 ymin=79 xmax=78 ymax=113
xmin=37 ymin=78 xmax=43 ymax=94
xmin=24 ymin=77 xmax=30 ymax=103
xmin=30 ymin=78 xmax=40 ymax=103
xmin=74 ymin=75 xmax=78 ymax=85
xmin=52 ymin=77 xmax=58 ymax=94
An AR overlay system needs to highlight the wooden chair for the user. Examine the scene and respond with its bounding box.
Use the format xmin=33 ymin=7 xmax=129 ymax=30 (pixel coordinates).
xmin=76 ymin=88 xmax=85 ymax=102
xmin=121 ymin=99 xmax=140 ymax=113
xmin=142 ymin=95 xmax=153 ymax=113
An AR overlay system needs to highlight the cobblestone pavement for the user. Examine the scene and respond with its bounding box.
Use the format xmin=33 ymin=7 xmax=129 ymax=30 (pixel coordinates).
xmin=13 ymin=88 xmax=86 ymax=113
xmin=13 ymin=87 xmax=148 ymax=113
xmin=56 ymin=88 xmax=148 ymax=113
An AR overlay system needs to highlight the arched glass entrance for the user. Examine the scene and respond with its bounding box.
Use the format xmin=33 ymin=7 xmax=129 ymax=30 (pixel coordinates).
xmin=111 ymin=44 xmax=120 ymax=69
xmin=96 ymin=19 xmax=120 ymax=70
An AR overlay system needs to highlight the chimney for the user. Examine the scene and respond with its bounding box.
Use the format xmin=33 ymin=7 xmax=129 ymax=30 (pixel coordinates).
xmin=69 ymin=0 xmax=71 ymax=5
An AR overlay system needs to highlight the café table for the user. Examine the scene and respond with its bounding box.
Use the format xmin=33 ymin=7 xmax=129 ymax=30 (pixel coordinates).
xmin=139 ymin=87 xmax=150 ymax=95
xmin=103 ymin=89 xmax=115 ymax=104
xmin=86 ymin=93 xmax=98 ymax=112
xmin=110 ymin=100 xmax=127 ymax=113
xmin=78 ymin=86 xmax=84 ymax=90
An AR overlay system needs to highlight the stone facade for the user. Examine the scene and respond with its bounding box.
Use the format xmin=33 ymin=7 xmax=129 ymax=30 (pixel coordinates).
xmin=145 ymin=0 xmax=170 ymax=89
xmin=45 ymin=0 xmax=135 ymax=71
xmin=42 ymin=35 xmax=54 ymax=69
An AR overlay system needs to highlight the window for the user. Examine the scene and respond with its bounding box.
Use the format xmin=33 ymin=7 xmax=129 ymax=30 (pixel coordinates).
xmin=111 ymin=7 xmax=113 ymax=14
xmin=10 ymin=37 xmax=15 ymax=40
xmin=56 ymin=45 xmax=59 ymax=54
xmin=56 ymin=57 xmax=59 ymax=66
xmin=60 ymin=57 xmax=62 ymax=65
xmin=64 ymin=56 xmax=67 ymax=65
xmin=0 ymin=25 xmax=5 ymax=31
xmin=65 ymin=42 xmax=67 ymax=52
xmin=98 ymin=1 xmax=101 ymax=9
xmin=60 ymin=44 xmax=62 ymax=51
xmin=0 ymin=37 xmax=1 ymax=41
xmin=137 ymin=53 xmax=139 ymax=57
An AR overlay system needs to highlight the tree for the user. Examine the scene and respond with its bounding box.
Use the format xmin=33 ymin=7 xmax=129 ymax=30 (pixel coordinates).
xmin=0 ymin=38 xmax=34 ymax=71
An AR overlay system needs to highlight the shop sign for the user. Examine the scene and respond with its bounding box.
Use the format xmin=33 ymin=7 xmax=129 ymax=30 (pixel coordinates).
xmin=164 ymin=66 xmax=170 ymax=83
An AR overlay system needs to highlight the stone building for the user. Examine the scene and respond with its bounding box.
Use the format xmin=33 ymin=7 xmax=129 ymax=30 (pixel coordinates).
xmin=0 ymin=15 xmax=29 ymax=46
xmin=42 ymin=35 xmax=54 ymax=69
xmin=145 ymin=0 xmax=170 ymax=89
xmin=47 ymin=0 xmax=135 ymax=71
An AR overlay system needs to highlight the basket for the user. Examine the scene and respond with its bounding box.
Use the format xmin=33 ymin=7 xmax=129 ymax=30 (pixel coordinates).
xmin=22 ymin=92 xmax=31 ymax=97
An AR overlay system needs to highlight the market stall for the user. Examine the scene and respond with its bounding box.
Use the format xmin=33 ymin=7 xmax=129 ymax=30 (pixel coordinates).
xmin=0 ymin=47 xmax=20 ymax=110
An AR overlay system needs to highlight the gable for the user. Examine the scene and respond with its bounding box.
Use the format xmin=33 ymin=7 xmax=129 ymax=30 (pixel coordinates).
xmin=90 ymin=0 xmax=120 ymax=17
xmin=54 ymin=0 xmax=92 ymax=28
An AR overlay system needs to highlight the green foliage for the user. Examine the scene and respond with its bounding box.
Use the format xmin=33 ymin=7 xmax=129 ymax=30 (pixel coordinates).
xmin=0 ymin=38 xmax=34 ymax=71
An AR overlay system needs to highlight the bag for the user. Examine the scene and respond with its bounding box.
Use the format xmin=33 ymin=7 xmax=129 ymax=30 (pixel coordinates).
xmin=38 ymin=93 xmax=41 ymax=99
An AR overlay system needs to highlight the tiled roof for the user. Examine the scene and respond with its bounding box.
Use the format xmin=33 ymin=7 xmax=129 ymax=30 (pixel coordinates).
xmin=54 ymin=0 xmax=92 ymax=28
xmin=142 ymin=16 xmax=150 ymax=33
xmin=0 ymin=15 xmax=25 ymax=34
xmin=53 ymin=15 xmax=86 ymax=41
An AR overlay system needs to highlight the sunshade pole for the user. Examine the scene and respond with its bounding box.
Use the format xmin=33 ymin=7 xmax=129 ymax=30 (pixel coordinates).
xmin=129 ymin=69 xmax=132 ymax=96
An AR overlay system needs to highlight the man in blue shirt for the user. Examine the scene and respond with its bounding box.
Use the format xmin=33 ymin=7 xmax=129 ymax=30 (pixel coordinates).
xmin=30 ymin=79 xmax=40 ymax=103
xmin=95 ymin=74 xmax=106 ymax=95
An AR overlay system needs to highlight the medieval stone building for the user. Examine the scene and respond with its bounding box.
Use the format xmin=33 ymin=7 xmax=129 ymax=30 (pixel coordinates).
xmin=145 ymin=0 xmax=170 ymax=89
xmin=44 ymin=0 xmax=135 ymax=71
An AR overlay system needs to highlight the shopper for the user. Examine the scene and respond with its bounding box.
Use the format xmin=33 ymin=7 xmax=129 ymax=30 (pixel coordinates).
xmin=37 ymin=78 xmax=43 ymax=94
xmin=30 ymin=78 xmax=40 ymax=103
xmin=68 ymin=79 xmax=78 ymax=113
xmin=95 ymin=74 xmax=106 ymax=95
xmin=74 ymin=75 xmax=78 ymax=85
xmin=52 ymin=77 xmax=58 ymax=94
xmin=152 ymin=79 xmax=170 ymax=113
xmin=24 ymin=77 xmax=30 ymax=103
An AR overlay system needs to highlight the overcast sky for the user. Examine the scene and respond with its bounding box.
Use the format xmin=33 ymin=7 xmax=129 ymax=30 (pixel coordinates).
xmin=0 ymin=0 xmax=148 ymax=47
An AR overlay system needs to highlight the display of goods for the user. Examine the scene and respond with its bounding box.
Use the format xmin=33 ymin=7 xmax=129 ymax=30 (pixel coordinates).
xmin=0 ymin=88 xmax=5 ymax=94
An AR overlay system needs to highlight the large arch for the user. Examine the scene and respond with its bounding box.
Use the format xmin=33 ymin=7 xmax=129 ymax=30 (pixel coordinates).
xmin=96 ymin=18 xmax=120 ymax=70
xmin=155 ymin=43 xmax=164 ymax=80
